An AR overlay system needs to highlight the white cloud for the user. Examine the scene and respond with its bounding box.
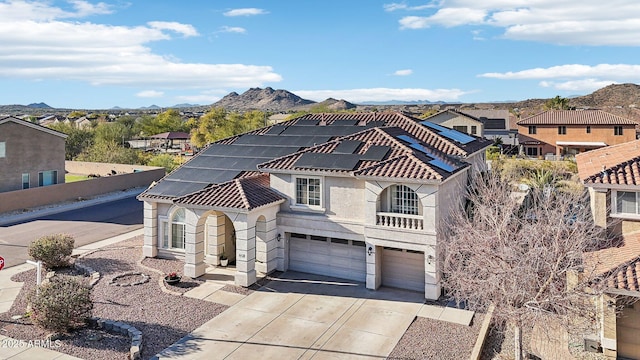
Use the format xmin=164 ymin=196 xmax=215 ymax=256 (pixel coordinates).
xmin=539 ymin=79 xmax=618 ymax=92
xmin=148 ymin=21 xmax=199 ymax=37
xmin=223 ymin=8 xmax=268 ymax=17
xmin=218 ymin=26 xmax=246 ymax=34
xmin=384 ymin=2 xmax=435 ymax=12
xmin=0 ymin=0 xmax=113 ymax=21
xmin=137 ymin=90 xmax=164 ymax=98
xmin=294 ymin=88 xmax=470 ymax=103
xmin=68 ymin=0 xmax=113 ymax=17
xmin=480 ymin=64 xmax=640 ymax=80
xmin=0 ymin=1 xmax=282 ymax=89
xmin=393 ymin=69 xmax=413 ymax=76
xmin=479 ymin=64 xmax=640 ymax=93
xmin=174 ymin=90 xmax=228 ymax=104
xmin=395 ymin=1 xmax=640 ymax=45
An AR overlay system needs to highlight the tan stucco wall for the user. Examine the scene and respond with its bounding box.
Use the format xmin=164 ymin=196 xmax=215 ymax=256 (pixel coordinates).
xmin=0 ymin=167 xmax=164 ymax=214
xmin=0 ymin=121 xmax=65 ymax=192
xmin=429 ymin=113 xmax=484 ymax=136
xmin=518 ymin=124 xmax=636 ymax=156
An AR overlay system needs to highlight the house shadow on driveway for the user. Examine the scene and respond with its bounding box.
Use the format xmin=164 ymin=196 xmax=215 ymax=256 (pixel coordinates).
xmin=259 ymin=270 xmax=426 ymax=304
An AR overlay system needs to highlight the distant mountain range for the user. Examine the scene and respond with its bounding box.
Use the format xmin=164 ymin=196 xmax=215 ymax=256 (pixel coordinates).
xmin=3 ymin=83 xmax=640 ymax=120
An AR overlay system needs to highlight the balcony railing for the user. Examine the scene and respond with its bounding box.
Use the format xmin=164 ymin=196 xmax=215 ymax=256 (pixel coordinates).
xmin=376 ymin=212 xmax=424 ymax=230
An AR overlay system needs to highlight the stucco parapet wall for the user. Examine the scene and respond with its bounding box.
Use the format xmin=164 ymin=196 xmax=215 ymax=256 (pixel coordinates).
xmin=0 ymin=165 xmax=164 ymax=215
xmin=65 ymin=161 xmax=162 ymax=176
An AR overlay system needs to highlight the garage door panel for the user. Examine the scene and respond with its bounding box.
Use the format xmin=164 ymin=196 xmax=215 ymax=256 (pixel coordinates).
xmin=382 ymin=248 xmax=425 ymax=292
xmin=289 ymin=235 xmax=365 ymax=282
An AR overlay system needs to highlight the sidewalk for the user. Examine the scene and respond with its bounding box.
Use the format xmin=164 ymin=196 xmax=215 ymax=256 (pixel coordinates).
xmin=0 ymin=229 xmax=143 ymax=360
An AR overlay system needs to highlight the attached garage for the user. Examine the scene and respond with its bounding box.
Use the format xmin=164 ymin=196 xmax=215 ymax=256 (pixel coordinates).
xmin=288 ymin=233 xmax=366 ymax=282
xmin=382 ymin=247 xmax=425 ymax=292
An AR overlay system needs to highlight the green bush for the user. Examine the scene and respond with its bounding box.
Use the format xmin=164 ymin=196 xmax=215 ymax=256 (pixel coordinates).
xmin=28 ymin=234 xmax=75 ymax=269
xmin=29 ymin=276 xmax=92 ymax=333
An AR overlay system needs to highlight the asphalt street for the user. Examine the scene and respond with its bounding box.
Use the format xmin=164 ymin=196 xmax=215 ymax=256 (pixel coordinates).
xmin=0 ymin=196 xmax=143 ymax=268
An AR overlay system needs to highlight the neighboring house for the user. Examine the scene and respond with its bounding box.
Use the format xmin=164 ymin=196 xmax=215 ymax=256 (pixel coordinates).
xmin=422 ymin=109 xmax=485 ymax=137
xmin=460 ymin=109 xmax=517 ymax=145
xmin=576 ymin=141 xmax=640 ymax=359
xmin=137 ymin=112 xmax=491 ymax=300
xmin=518 ymin=110 xmax=637 ymax=157
xmin=0 ymin=116 xmax=67 ymax=193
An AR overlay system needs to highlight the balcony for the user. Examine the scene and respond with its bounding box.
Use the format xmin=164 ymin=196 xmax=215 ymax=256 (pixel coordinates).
xmin=376 ymin=212 xmax=424 ymax=230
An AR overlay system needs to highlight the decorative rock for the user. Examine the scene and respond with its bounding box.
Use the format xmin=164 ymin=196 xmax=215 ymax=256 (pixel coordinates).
xmin=103 ymin=320 xmax=114 ymax=331
xmin=130 ymin=345 xmax=141 ymax=360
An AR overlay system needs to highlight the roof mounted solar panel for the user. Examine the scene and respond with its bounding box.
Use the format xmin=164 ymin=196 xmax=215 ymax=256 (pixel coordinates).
xmin=440 ymin=129 xmax=475 ymax=144
xmin=409 ymin=143 xmax=458 ymax=172
xmin=361 ymin=145 xmax=390 ymax=161
xmin=265 ymin=125 xmax=286 ymax=135
xmin=364 ymin=121 xmax=386 ymax=128
xmin=396 ymin=134 xmax=419 ymax=144
xmin=333 ymin=140 xmax=363 ymax=154
xmin=145 ymin=180 xmax=209 ymax=197
xmin=293 ymin=119 xmax=320 ymax=126
xmin=420 ymin=121 xmax=450 ymax=132
xmin=294 ymin=153 xmax=361 ymax=170
xmin=329 ymin=119 xmax=358 ymax=126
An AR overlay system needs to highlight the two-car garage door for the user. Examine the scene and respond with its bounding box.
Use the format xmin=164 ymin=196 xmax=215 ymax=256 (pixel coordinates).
xmin=288 ymin=233 xmax=366 ymax=282
xmin=288 ymin=233 xmax=425 ymax=293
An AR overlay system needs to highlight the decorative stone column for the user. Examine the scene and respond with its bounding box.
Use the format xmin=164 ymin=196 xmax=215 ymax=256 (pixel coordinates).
xmin=365 ymin=243 xmax=382 ymax=290
xmin=424 ymin=244 xmax=440 ymax=300
xmin=142 ymin=201 xmax=157 ymax=258
xmin=183 ymin=209 xmax=205 ymax=278
xmin=234 ymin=216 xmax=257 ymax=287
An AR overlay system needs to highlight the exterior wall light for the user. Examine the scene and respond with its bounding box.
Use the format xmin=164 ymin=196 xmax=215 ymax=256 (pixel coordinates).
xmin=427 ymin=254 xmax=435 ymax=265
xmin=367 ymin=246 xmax=373 ymax=256
xmin=277 ymin=233 xmax=281 ymax=242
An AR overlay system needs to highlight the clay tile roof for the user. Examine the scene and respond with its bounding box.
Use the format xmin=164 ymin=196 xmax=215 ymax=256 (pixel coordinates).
xmin=576 ymin=140 xmax=640 ymax=185
xmin=174 ymin=174 xmax=285 ymax=210
xmin=605 ymin=258 xmax=640 ymax=292
xmin=586 ymin=232 xmax=640 ymax=276
xmin=517 ymin=110 xmax=638 ymax=126
xmin=258 ymin=126 xmax=464 ymax=180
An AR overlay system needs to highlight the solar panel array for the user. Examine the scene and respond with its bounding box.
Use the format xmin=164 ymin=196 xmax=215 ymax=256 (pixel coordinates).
xmin=395 ymin=134 xmax=461 ymax=173
xmin=294 ymin=153 xmax=362 ymax=170
xmin=420 ymin=121 xmax=476 ymax=144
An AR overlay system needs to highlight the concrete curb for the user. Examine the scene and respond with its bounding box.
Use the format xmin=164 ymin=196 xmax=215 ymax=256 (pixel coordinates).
xmin=469 ymin=304 xmax=495 ymax=360
xmin=0 ymin=187 xmax=145 ymax=227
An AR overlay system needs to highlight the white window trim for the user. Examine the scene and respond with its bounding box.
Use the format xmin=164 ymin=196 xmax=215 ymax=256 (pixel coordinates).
xmin=611 ymin=189 xmax=640 ymax=220
xmin=386 ymin=184 xmax=421 ymax=215
xmin=0 ymin=142 xmax=5 ymax=158
xmin=291 ymin=175 xmax=325 ymax=212
xmin=158 ymin=212 xmax=187 ymax=252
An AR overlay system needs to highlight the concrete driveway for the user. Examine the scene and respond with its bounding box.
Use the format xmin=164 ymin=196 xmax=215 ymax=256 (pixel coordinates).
xmin=154 ymin=272 xmax=425 ymax=359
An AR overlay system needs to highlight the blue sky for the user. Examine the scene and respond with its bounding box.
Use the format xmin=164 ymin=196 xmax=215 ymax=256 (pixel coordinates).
xmin=1 ymin=0 xmax=640 ymax=109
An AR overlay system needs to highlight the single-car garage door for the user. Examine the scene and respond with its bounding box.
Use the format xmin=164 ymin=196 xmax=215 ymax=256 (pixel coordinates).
xmin=288 ymin=233 xmax=366 ymax=282
xmin=382 ymin=247 xmax=425 ymax=292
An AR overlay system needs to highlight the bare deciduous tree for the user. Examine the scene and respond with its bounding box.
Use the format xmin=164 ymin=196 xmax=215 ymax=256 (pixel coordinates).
xmin=440 ymin=172 xmax=612 ymax=359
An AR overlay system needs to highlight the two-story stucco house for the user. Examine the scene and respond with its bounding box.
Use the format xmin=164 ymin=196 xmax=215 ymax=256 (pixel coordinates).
xmin=518 ymin=110 xmax=637 ymax=157
xmin=137 ymin=112 xmax=491 ymax=299
xmin=0 ymin=116 xmax=67 ymax=193
xmin=576 ymin=140 xmax=640 ymax=359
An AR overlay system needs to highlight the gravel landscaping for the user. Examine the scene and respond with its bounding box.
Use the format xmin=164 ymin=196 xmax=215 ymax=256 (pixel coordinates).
xmin=389 ymin=312 xmax=484 ymax=360
xmin=0 ymin=236 xmax=228 ymax=360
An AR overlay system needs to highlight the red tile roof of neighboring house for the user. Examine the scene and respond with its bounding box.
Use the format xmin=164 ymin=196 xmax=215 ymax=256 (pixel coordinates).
xmin=586 ymin=232 xmax=640 ymax=276
xmin=576 ymin=140 xmax=640 ymax=185
xmin=516 ymin=110 xmax=638 ymax=126
xmin=174 ymin=174 xmax=285 ymax=210
xmin=605 ymin=257 xmax=640 ymax=292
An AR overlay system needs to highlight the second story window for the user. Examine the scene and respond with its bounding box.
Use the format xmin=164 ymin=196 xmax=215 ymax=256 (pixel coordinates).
xmin=528 ymin=126 xmax=536 ymax=134
xmin=616 ymin=191 xmax=640 ymax=215
xmin=614 ymin=126 xmax=623 ymax=136
xmin=586 ymin=126 xmax=591 ymax=134
xmin=391 ymin=185 xmax=419 ymax=215
xmin=558 ymin=126 xmax=567 ymax=135
xmin=296 ymin=177 xmax=321 ymax=207
xmin=0 ymin=141 xmax=5 ymax=158
xmin=471 ymin=126 xmax=477 ymax=135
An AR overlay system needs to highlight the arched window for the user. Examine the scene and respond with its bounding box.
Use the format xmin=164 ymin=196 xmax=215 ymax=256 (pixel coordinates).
xmin=162 ymin=207 xmax=186 ymax=250
xmin=389 ymin=185 xmax=419 ymax=215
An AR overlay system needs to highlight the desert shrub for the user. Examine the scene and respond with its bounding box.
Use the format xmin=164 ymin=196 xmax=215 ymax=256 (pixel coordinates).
xmin=28 ymin=234 xmax=75 ymax=269
xmin=486 ymin=146 xmax=501 ymax=160
xmin=29 ymin=276 xmax=92 ymax=333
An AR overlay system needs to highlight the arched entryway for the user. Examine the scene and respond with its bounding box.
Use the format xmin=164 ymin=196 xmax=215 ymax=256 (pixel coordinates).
xmin=199 ymin=210 xmax=236 ymax=265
